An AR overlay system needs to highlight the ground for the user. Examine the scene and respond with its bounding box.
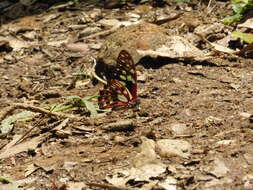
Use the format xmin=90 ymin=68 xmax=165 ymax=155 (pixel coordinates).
xmin=0 ymin=0 xmax=253 ymax=190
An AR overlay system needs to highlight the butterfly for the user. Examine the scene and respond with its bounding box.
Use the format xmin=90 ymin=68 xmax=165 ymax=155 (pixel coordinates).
xmin=98 ymin=50 xmax=137 ymax=109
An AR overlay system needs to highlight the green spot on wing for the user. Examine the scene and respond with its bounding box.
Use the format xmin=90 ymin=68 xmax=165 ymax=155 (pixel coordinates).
xmin=127 ymin=75 xmax=133 ymax=82
xmin=120 ymin=75 xmax=127 ymax=81
xmin=118 ymin=94 xmax=128 ymax=102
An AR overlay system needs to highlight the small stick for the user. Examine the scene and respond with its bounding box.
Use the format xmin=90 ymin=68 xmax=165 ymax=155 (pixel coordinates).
xmin=80 ymin=25 xmax=121 ymax=41
xmin=14 ymin=115 xmax=44 ymax=145
xmin=87 ymin=182 xmax=133 ymax=190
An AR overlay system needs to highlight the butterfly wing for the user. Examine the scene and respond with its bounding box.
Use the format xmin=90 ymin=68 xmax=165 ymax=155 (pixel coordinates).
xmin=114 ymin=50 xmax=137 ymax=100
xmin=98 ymin=50 xmax=137 ymax=109
xmin=98 ymin=80 xmax=132 ymax=109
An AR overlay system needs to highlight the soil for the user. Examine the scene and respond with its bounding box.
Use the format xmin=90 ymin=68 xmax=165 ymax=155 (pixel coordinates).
xmin=0 ymin=0 xmax=253 ymax=190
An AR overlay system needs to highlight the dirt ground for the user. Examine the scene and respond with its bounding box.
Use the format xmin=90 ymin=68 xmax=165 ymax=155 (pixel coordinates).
xmin=0 ymin=0 xmax=253 ymax=190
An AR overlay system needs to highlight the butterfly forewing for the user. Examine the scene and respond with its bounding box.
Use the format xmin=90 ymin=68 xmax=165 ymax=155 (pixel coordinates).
xmin=115 ymin=50 xmax=137 ymax=83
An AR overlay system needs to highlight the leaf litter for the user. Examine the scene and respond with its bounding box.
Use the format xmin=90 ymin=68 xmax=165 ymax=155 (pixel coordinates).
xmin=0 ymin=0 xmax=253 ymax=189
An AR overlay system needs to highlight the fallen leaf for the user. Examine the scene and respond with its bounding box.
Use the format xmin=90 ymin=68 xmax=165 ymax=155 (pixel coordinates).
xmin=238 ymin=18 xmax=253 ymax=29
xmin=209 ymin=42 xmax=236 ymax=54
xmin=0 ymin=134 xmax=45 ymax=159
xmin=0 ymin=111 xmax=34 ymax=134
xmin=106 ymin=137 xmax=166 ymax=189
xmin=137 ymin=36 xmax=209 ymax=61
xmin=208 ymin=158 xmax=230 ymax=178
xmin=98 ymin=19 xmax=121 ymax=27
xmin=0 ymin=36 xmax=31 ymax=51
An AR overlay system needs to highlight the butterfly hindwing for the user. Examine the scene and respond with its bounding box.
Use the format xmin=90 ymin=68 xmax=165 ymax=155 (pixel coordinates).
xmin=98 ymin=80 xmax=131 ymax=109
xmin=98 ymin=50 xmax=137 ymax=109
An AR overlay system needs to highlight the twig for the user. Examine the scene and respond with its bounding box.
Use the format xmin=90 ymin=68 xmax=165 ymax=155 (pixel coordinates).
xmin=0 ymin=103 xmax=83 ymax=121
xmin=153 ymin=12 xmax=183 ymax=25
xmin=14 ymin=115 xmax=44 ymax=145
xmin=207 ymin=0 xmax=213 ymax=9
xmin=80 ymin=25 xmax=120 ymax=41
xmin=87 ymin=182 xmax=133 ymax=190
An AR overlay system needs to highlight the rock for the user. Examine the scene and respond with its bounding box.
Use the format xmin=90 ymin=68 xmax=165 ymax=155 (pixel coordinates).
xmin=170 ymin=123 xmax=188 ymax=136
xmin=102 ymin=120 xmax=135 ymax=132
xmin=156 ymin=139 xmax=192 ymax=158
xmin=243 ymin=174 xmax=253 ymax=190
xmin=65 ymin=42 xmax=89 ymax=53
xmin=133 ymin=136 xmax=158 ymax=167
xmin=208 ymin=158 xmax=230 ymax=178
xmin=244 ymin=153 xmax=253 ymax=165
xmin=98 ymin=19 xmax=121 ymax=27
xmin=98 ymin=22 xmax=167 ymax=66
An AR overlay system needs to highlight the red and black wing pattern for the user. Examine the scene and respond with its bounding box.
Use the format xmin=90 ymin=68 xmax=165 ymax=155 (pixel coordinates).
xmin=98 ymin=50 xmax=137 ymax=109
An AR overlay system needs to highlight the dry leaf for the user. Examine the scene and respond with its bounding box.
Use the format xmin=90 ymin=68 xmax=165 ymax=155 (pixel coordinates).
xmin=106 ymin=137 xmax=166 ymax=189
xmin=137 ymin=36 xmax=209 ymax=61
xmin=0 ymin=134 xmax=45 ymax=159
xmin=238 ymin=18 xmax=253 ymax=29
xmin=0 ymin=36 xmax=31 ymax=51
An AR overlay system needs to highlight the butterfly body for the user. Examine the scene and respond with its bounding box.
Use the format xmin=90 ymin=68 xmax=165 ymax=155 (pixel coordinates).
xmin=98 ymin=50 xmax=137 ymax=109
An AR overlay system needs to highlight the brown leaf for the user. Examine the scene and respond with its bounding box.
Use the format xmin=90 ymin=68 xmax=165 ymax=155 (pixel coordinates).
xmin=0 ymin=134 xmax=45 ymax=159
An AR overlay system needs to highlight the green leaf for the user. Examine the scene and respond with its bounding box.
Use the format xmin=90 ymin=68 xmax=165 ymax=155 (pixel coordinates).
xmin=0 ymin=111 xmax=34 ymax=134
xmin=223 ymin=0 xmax=253 ymax=24
xmin=66 ymin=95 xmax=105 ymax=116
xmin=84 ymin=100 xmax=97 ymax=118
xmin=232 ymin=4 xmax=244 ymax=13
xmin=222 ymin=14 xmax=242 ymax=24
xmin=232 ymin=32 xmax=253 ymax=43
xmin=0 ymin=177 xmax=19 ymax=190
